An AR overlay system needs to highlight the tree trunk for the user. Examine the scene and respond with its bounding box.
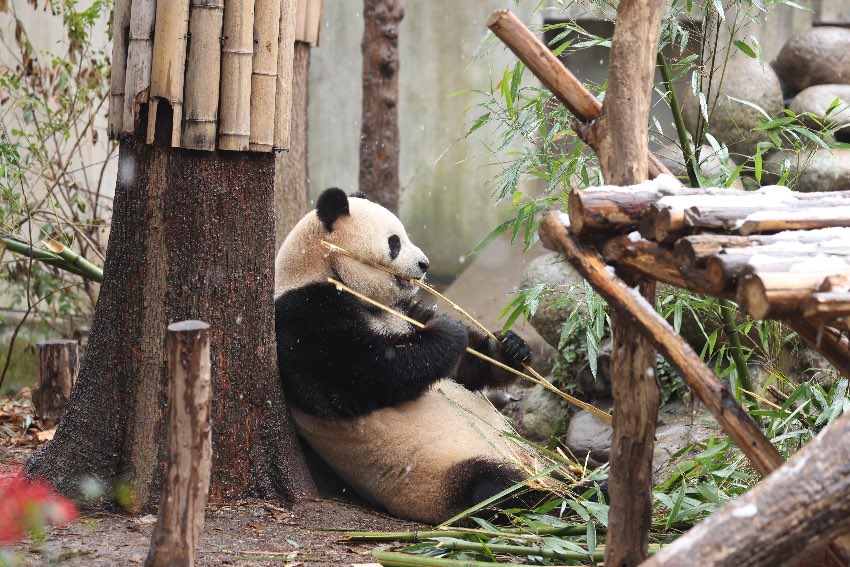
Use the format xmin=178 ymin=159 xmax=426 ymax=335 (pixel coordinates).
xmin=593 ymin=2 xmax=663 ymax=566
xmin=27 ymin=132 xmax=315 ymax=510
xmin=359 ymin=0 xmax=403 ymax=213
xmin=275 ymin=42 xmax=311 ymax=249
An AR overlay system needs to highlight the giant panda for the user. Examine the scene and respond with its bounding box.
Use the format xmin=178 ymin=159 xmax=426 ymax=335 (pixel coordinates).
xmin=274 ymin=187 xmax=548 ymax=524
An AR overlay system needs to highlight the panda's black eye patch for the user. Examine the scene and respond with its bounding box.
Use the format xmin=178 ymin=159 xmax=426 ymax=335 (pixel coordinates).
xmin=388 ymin=235 xmax=401 ymax=260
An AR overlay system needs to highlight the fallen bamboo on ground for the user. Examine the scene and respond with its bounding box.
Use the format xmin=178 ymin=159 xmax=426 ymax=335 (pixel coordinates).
xmin=327 ymin=277 xmax=611 ymax=422
xmin=340 ymin=524 xmax=586 ymax=543
xmin=434 ymin=539 xmax=605 ymax=562
xmin=372 ymin=551 xmax=544 ymax=567
xmin=640 ymin=410 xmax=850 ymax=567
xmin=538 ymin=212 xmax=784 ymax=477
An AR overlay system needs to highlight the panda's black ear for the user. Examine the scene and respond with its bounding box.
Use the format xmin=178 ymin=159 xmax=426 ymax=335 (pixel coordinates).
xmin=349 ymin=191 xmax=368 ymax=199
xmin=316 ymin=187 xmax=350 ymax=232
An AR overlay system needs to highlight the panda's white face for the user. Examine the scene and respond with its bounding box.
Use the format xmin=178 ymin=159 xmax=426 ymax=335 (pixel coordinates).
xmin=273 ymin=189 xmax=429 ymax=308
xmin=327 ymin=197 xmax=429 ymax=307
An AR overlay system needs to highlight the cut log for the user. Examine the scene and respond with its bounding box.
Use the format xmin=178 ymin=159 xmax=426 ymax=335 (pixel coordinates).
xmin=737 ymin=271 xmax=839 ymax=320
xmin=248 ymin=0 xmax=282 ymax=152
xmin=539 ymin=212 xmax=785 ymax=477
xmin=122 ymin=0 xmax=157 ymax=135
xmin=738 ymin=206 xmax=850 ymax=236
xmin=147 ymin=0 xmax=191 ymax=146
xmin=182 ymin=0 xmax=225 ymax=151
xmin=804 ymin=292 xmax=850 ymax=318
xmin=32 ymin=340 xmax=79 ymax=427
xmin=273 ymin=0 xmax=298 ymax=150
xmin=108 ymin=0 xmax=132 ymax=138
xmin=485 ymin=9 xmax=672 ymax=182
xmin=145 ymin=321 xmax=212 ymax=567
xmin=673 ymin=234 xmax=753 ymax=268
xmin=641 ymin=409 xmax=850 ymax=567
xmin=219 ymin=0 xmax=256 ymax=151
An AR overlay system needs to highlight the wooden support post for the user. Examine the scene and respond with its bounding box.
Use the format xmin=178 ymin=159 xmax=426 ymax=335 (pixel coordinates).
xmin=145 ymin=321 xmax=212 ymax=567
xmin=486 ymin=10 xmax=673 ymax=181
xmin=32 ymin=340 xmax=79 ymax=427
xmin=640 ymin=410 xmax=850 ymax=567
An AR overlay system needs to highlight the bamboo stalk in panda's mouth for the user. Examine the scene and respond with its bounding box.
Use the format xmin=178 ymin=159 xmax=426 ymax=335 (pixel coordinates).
xmin=327 ymin=276 xmax=612 ymax=423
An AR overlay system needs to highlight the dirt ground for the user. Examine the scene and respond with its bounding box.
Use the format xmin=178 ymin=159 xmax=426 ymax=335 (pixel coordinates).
xmin=1 ymin=391 xmax=418 ymax=566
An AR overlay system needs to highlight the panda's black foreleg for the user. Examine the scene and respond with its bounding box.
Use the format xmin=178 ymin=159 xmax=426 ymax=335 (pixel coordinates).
xmin=453 ymin=329 xmax=533 ymax=391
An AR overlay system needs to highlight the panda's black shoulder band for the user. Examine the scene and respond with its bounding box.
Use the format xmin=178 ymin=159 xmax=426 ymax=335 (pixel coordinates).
xmin=316 ymin=187 xmax=350 ymax=231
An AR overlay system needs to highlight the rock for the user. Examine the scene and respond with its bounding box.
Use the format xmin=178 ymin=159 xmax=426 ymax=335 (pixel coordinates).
xmin=518 ymin=384 xmax=568 ymax=442
xmin=762 ymin=148 xmax=850 ymax=192
xmin=564 ymin=406 xmax=613 ymax=463
xmin=773 ymin=27 xmax=850 ymax=93
xmin=652 ymin=401 xmax=722 ymax=483
xmin=654 ymin=143 xmax=744 ymax=189
xmin=682 ymin=57 xmax=784 ymax=159
xmin=519 ymin=251 xmax=586 ymax=349
xmin=789 ymin=84 xmax=850 ymax=142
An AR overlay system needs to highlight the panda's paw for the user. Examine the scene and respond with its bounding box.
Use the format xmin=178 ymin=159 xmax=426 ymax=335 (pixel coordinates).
xmin=406 ymin=301 xmax=437 ymax=323
xmin=425 ymin=316 xmax=469 ymax=347
xmin=496 ymin=330 xmax=533 ymax=366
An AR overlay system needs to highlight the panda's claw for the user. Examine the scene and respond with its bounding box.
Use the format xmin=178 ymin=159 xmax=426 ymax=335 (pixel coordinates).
xmin=407 ymin=301 xmax=437 ymax=323
xmin=496 ymin=330 xmax=533 ymax=365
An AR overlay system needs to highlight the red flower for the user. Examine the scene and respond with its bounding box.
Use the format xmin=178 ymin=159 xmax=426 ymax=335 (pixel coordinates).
xmin=0 ymin=467 xmax=78 ymax=543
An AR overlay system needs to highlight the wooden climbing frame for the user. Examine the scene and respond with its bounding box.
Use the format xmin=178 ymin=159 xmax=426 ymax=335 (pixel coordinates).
xmin=488 ymin=9 xmax=850 ymax=567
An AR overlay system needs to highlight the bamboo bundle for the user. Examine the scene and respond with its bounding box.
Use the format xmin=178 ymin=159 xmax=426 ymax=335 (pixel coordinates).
xmin=273 ymin=0 xmax=298 ymax=150
xmin=248 ymin=0 xmax=282 ymax=152
xmin=122 ymin=0 xmax=157 ymax=135
xmin=108 ymin=0 xmax=132 ymax=138
xmin=294 ymin=0 xmax=323 ymax=46
xmin=181 ymin=0 xmax=224 ymax=151
xmin=147 ymin=0 xmax=191 ymax=147
xmin=219 ymin=0 xmax=256 ymax=151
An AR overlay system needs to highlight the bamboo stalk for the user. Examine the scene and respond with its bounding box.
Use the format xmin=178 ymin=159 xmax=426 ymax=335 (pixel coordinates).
xmin=122 ymin=0 xmax=157 ymax=135
xmin=294 ymin=0 xmax=322 ymax=46
xmin=273 ymin=0 xmax=298 ymax=150
xmin=2 ymin=237 xmax=99 ymax=281
xmin=248 ymin=0 xmax=282 ymax=151
xmin=539 ymin=212 xmax=785 ymax=477
xmin=372 ymin=551 xmax=524 ymax=567
xmin=182 ymin=0 xmax=224 ymax=151
xmin=434 ymin=539 xmax=605 ymax=561
xmin=340 ymin=524 xmax=586 ymax=543
xmin=147 ymin=0 xmax=191 ymax=146
xmin=42 ymin=240 xmax=105 ymax=282
xmin=219 ymin=0 xmax=256 ymax=151
xmin=108 ymin=0 xmax=132 ymax=138
xmin=327 ymin=277 xmax=611 ymax=422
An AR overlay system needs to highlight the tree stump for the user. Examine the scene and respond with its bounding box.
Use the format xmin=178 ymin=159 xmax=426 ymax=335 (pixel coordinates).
xmin=146 ymin=321 xmax=212 ymax=567
xmin=32 ymin=340 xmax=80 ymax=427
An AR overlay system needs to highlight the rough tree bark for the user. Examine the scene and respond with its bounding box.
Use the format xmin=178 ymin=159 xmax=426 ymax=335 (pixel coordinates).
xmin=590 ymin=2 xmax=664 ymax=566
xmin=275 ymin=42 xmax=312 ymax=249
xmin=359 ymin=0 xmax=403 ymax=213
xmin=27 ymin=131 xmax=315 ymax=510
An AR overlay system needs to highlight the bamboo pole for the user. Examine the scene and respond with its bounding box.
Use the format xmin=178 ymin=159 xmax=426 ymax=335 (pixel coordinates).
xmin=219 ymin=0 xmax=256 ymax=151
xmin=122 ymin=0 xmax=157 ymax=135
xmin=145 ymin=321 xmax=212 ymax=567
xmin=485 ymin=9 xmax=673 ymax=182
xmin=147 ymin=0 xmax=191 ymax=147
xmin=294 ymin=0 xmax=322 ymax=46
xmin=42 ymin=240 xmax=105 ymax=282
xmin=539 ymin=212 xmax=785 ymax=477
xmin=108 ymin=0 xmax=132 ymax=138
xmin=248 ymin=0 xmax=282 ymax=152
xmin=182 ymin=0 xmax=224 ymax=151
xmin=273 ymin=0 xmax=298 ymax=150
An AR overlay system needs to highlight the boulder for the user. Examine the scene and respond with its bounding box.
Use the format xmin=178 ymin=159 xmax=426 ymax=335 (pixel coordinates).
xmin=789 ymin=84 xmax=850 ymax=142
xmin=573 ymin=338 xmax=613 ymax=399
xmin=682 ymin=57 xmax=784 ymax=159
xmin=762 ymin=148 xmax=850 ymax=192
xmin=518 ymin=384 xmax=568 ymax=442
xmin=564 ymin=406 xmax=613 ymax=464
xmin=652 ymin=401 xmax=722 ymax=483
xmin=773 ymin=27 xmax=850 ymax=93
xmin=519 ymin=251 xmax=586 ymax=349
xmin=654 ymin=142 xmax=744 ymax=189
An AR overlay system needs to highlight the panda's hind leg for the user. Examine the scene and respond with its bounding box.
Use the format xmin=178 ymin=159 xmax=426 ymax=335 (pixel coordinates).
xmin=447 ymin=458 xmax=552 ymax=520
